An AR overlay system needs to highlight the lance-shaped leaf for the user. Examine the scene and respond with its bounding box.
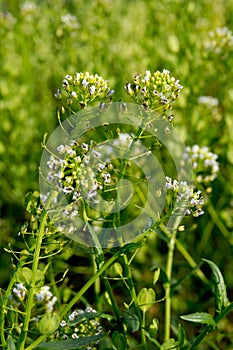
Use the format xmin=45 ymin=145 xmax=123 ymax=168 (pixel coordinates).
xmin=202 ymin=258 xmax=228 ymax=314
xmin=180 ymin=312 xmax=216 ymax=327
xmin=35 ymin=333 xmax=106 ymax=349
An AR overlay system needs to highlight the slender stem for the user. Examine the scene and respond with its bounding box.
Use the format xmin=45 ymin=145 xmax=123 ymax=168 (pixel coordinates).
xmin=0 ymin=256 xmax=27 ymax=349
xmin=164 ymin=229 xmax=177 ymax=342
xmin=175 ymin=240 xmax=208 ymax=284
xmin=84 ymin=205 xmax=121 ymax=321
xmin=24 ymin=250 xmax=121 ymax=350
xmin=24 ymin=334 xmax=46 ymax=350
xmin=122 ymin=254 xmax=148 ymax=350
xmin=159 ymin=224 xmax=208 ymax=284
xmin=92 ymin=253 xmax=101 ymax=299
xmin=141 ymin=311 xmax=147 ymax=349
xmin=103 ymin=277 xmax=121 ymax=321
xmin=17 ymin=192 xmax=54 ymax=350
xmin=59 ymin=250 xmax=122 ymax=319
xmin=207 ymin=201 xmax=231 ymax=240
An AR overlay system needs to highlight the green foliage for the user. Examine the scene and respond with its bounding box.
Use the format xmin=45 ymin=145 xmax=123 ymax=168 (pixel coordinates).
xmin=180 ymin=312 xmax=216 ymax=327
xmin=35 ymin=334 xmax=106 ymax=350
xmin=112 ymin=330 xmax=127 ymax=350
xmin=1 ymin=0 xmax=233 ymax=349
xmin=202 ymin=258 xmax=228 ymax=314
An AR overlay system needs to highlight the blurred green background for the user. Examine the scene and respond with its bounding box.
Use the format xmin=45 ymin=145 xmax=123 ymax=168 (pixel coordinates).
xmin=0 ymin=0 xmax=233 ymax=338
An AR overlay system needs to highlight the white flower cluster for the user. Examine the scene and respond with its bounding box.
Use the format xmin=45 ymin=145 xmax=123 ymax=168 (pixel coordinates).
xmin=55 ymin=72 xmax=114 ymax=110
xmin=198 ymin=96 xmax=219 ymax=109
xmin=44 ymin=140 xmax=114 ymax=236
xmin=182 ymin=145 xmax=219 ymax=184
xmin=58 ymin=307 xmax=102 ymax=349
xmin=20 ymin=2 xmax=39 ymax=18
xmin=166 ymin=177 xmax=205 ymax=217
xmin=46 ymin=140 xmax=113 ymax=204
xmin=10 ymin=283 xmax=27 ymax=303
xmin=36 ymin=286 xmax=57 ymax=312
xmin=56 ymin=13 xmax=79 ymax=37
xmin=125 ymin=69 xmax=183 ymax=110
xmin=61 ymin=13 xmax=79 ymax=30
xmin=205 ymin=27 xmax=233 ymax=55
xmin=9 ymin=283 xmax=57 ymax=312
xmin=0 ymin=11 xmax=16 ymax=30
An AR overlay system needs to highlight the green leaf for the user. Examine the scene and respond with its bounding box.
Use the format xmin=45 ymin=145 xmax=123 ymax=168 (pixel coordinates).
xmin=149 ymin=318 xmax=159 ymax=337
xmin=161 ymin=338 xmax=178 ymax=350
xmin=15 ymin=267 xmax=44 ymax=286
xmin=15 ymin=267 xmax=32 ymax=285
xmin=7 ymin=335 xmax=16 ymax=350
xmin=137 ymin=287 xmax=155 ymax=312
xmin=25 ymin=191 xmax=40 ymax=214
xmin=123 ymin=311 xmax=140 ymax=332
xmin=38 ymin=313 xmax=60 ymax=335
xmin=35 ymin=334 xmax=106 ymax=350
xmin=202 ymin=258 xmax=228 ymax=314
xmin=112 ymin=331 xmax=127 ymax=350
xmin=153 ymin=268 xmax=160 ymax=285
xmin=180 ymin=312 xmax=216 ymax=327
xmin=177 ymin=324 xmax=185 ymax=346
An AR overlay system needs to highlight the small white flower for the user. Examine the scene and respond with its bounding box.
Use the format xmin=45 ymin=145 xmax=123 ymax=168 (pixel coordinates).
xmin=103 ymin=173 xmax=111 ymax=183
xmin=69 ymin=314 xmax=75 ymax=321
xmin=60 ymin=320 xmax=66 ymax=327
xmin=54 ymin=88 xmax=62 ymax=99
xmin=93 ymin=150 xmax=101 ymax=158
xmin=89 ymin=85 xmax=96 ymax=95
xmin=71 ymin=91 xmax=77 ymax=98
xmin=81 ymin=143 xmax=88 ymax=151
xmin=82 ymin=79 xmax=88 ymax=88
xmin=71 ymin=333 xmax=79 ymax=339
xmin=12 ymin=283 xmax=27 ymax=300
xmin=62 ymin=79 xmax=69 ymax=88
xmin=57 ymin=144 xmax=65 ymax=153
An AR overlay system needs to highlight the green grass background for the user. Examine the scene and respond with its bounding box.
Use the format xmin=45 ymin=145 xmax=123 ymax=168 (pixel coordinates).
xmin=0 ymin=0 xmax=233 ymax=346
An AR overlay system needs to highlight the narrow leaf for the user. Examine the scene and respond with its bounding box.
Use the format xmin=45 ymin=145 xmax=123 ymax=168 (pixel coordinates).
xmin=7 ymin=335 xmax=16 ymax=350
xmin=153 ymin=268 xmax=160 ymax=285
xmin=177 ymin=324 xmax=185 ymax=346
xmin=202 ymin=258 xmax=228 ymax=314
xmin=180 ymin=312 xmax=216 ymax=327
xmin=35 ymin=333 xmax=106 ymax=350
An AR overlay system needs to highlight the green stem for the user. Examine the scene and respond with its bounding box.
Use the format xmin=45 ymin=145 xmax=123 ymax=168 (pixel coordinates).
xmin=207 ymin=200 xmax=232 ymax=241
xmin=164 ymin=228 xmax=177 ymax=342
xmin=25 ymin=250 xmax=122 ymax=350
xmin=0 ymin=256 xmax=28 ymax=349
xmin=84 ymin=206 xmax=121 ymax=322
xmin=92 ymin=253 xmax=101 ymax=299
xmin=17 ymin=192 xmax=54 ymax=350
xmin=122 ymin=254 xmax=148 ymax=350
xmin=103 ymin=277 xmax=121 ymax=322
xmin=141 ymin=311 xmax=147 ymax=349
xmin=59 ymin=250 xmax=122 ymax=319
xmin=175 ymin=240 xmax=208 ymax=285
xmin=158 ymin=224 xmax=208 ymax=285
